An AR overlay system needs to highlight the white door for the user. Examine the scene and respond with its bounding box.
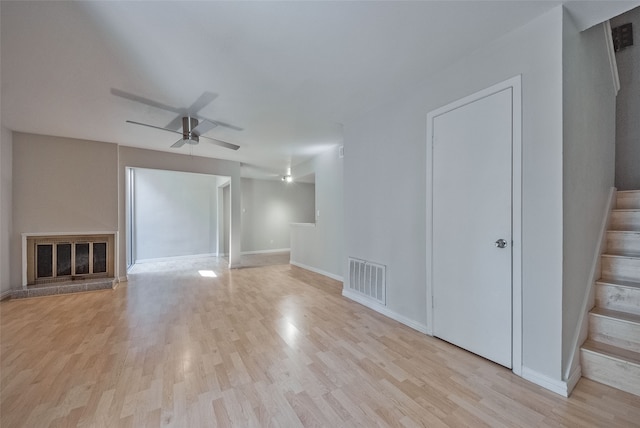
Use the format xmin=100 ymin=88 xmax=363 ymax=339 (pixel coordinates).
xmin=432 ymin=88 xmax=513 ymax=368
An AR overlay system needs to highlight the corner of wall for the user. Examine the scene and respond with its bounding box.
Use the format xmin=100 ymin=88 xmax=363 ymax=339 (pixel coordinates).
xmin=0 ymin=126 xmax=13 ymax=293
xmin=290 ymin=145 xmax=343 ymax=279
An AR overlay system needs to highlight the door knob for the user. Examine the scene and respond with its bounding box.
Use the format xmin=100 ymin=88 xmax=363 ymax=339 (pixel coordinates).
xmin=495 ymin=239 xmax=508 ymax=249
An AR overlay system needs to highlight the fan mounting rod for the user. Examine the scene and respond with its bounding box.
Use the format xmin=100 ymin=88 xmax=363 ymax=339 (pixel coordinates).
xmin=183 ymin=117 xmax=199 ymax=143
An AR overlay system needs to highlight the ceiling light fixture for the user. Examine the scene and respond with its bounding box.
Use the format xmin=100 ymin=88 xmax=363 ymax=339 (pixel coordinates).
xmin=282 ymin=167 xmax=293 ymax=183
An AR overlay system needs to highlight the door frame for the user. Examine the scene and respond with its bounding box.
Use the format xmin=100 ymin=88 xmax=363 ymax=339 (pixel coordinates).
xmin=426 ymin=75 xmax=522 ymax=376
xmin=217 ymin=180 xmax=231 ymax=257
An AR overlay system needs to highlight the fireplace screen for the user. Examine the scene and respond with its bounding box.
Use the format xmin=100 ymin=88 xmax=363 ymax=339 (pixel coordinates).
xmin=37 ymin=244 xmax=53 ymax=278
xmin=93 ymin=243 xmax=107 ymax=273
xmin=57 ymin=243 xmax=72 ymax=276
xmin=35 ymin=241 xmax=109 ymax=281
xmin=75 ymin=243 xmax=90 ymax=275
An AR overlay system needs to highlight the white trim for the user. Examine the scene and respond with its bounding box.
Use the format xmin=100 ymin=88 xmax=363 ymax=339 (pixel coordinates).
xmin=126 ymin=167 xmax=136 ymax=270
xmin=521 ymin=367 xmax=571 ymax=397
xmin=290 ymin=260 xmax=344 ymax=282
xmin=511 ymin=77 xmax=523 ymax=377
xmin=134 ymin=253 xmax=217 ymax=264
xmin=564 ymin=187 xmax=616 ymax=382
xmin=566 ymin=365 xmax=582 ymax=396
xmin=21 ymin=231 xmax=118 ymax=237
xmin=241 ymin=248 xmax=290 ymax=255
xmin=426 ymin=75 xmax=523 ymax=375
xmin=342 ymin=289 xmax=428 ymax=334
xmin=118 ymin=276 xmax=128 ymax=283
xmin=217 ymin=182 xmax=228 ymax=258
xmin=603 ymin=21 xmax=620 ymax=95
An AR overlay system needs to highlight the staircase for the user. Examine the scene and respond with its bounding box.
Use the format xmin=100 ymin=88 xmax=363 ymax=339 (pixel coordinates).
xmin=580 ymin=190 xmax=640 ymax=396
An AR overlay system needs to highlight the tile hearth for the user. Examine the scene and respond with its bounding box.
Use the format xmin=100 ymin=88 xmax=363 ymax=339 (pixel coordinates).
xmin=11 ymin=278 xmax=117 ymax=299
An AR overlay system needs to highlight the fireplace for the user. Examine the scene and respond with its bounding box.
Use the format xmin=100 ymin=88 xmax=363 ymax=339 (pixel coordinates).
xmin=24 ymin=233 xmax=115 ymax=286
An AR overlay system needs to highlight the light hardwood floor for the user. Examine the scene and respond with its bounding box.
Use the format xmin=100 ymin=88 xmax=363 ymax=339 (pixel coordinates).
xmin=2 ymin=258 xmax=639 ymax=427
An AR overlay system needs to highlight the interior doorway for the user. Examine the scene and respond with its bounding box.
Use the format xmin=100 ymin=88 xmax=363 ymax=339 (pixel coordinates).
xmin=125 ymin=167 xmax=229 ymax=270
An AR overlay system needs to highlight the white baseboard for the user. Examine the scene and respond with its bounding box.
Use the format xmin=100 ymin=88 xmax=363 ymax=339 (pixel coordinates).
xmin=241 ymin=248 xmax=290 ymax=255
xmin=118 ymin=276 xmax=128 ymax=284
xmin=342 ymin=289 xmax=429 ymax=334
xmin=134 ymin=253 xmax=217 ymax=264
xmin=289 ymin=260 xmax=344 ymax=282
xmin=566 ymin=365 xmax=582 ymax=396
xmin=521 ymin=367 xmax=571 ymax=397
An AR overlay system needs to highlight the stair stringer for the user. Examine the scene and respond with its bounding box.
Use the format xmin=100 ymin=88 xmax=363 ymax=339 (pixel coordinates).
xmin=564 ymin=187 xmax=617 ymax=389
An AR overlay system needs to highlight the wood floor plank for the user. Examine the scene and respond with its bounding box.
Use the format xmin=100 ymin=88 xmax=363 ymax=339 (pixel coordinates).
xmin=3 ymin=257 xmax=640 ymax=427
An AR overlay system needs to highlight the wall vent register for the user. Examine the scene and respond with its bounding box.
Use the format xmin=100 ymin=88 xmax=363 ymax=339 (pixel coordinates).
xmin=612 ymin=23 xmax=633 ymax=52
xmin=348 ymin=257 xmax=386 ymax=305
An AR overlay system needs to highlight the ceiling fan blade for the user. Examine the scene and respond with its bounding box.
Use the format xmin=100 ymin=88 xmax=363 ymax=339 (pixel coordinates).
xmin=200 ymin=117 xmax=244 ymax=131
xmin=189 ymin=92 xmax=218 ymax=114
xmin=192 ymin=118 xmax=218 ymax=136
xmin=111 ymin=89 xmax=182 ymax=114
xmin=171 ymin=139 xmax=187 ymax=148
xmin=200 ymin=135 xmax=240 ymax=151
xmin=126 ymin=120 xmax=182 ymax=135
xmin=164 ymin=115 xmax=185 ymax=131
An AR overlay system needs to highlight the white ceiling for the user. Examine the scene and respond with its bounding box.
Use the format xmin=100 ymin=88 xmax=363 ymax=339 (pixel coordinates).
xmin=0 ymin=1 xmax=632 ymax=179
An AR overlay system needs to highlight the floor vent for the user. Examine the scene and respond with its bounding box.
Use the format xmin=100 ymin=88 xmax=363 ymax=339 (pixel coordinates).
xmin=348 ymin=258 xmax=386 ymax=305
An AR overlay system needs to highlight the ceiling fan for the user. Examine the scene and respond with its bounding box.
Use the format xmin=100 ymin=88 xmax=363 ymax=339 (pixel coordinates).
xmin=126 ymin=116 xmax=240 ymax=150
xmin=112 ymin=88 xmax=242 ymax=151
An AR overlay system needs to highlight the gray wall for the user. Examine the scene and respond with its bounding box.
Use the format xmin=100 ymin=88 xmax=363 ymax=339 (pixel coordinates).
xmin=132 ymin=168 xmax=219 ymax=261
xmin=344 ymin=7 xmax=564 ymax=382
xmin=561 ymin=16 xmax=617 ymax=379
xmin=241 ymin=177 xmax=315 ymax=253
xmin=290 ymin=145 xmax=344 ymax=279
xmin=11 ymin=132 xmax=119 ymax=288
xmin=613 ymin=7 xmax=640 ymax=190
xmin=0 ymin=127 xmax=12 ymax=295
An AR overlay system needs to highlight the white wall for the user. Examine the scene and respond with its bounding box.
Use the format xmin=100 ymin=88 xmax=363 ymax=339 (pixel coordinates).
xmin=241 ymin=177 xmax=315 ymax=253
xmin=118 ymin=146 xmax=242 ymax=276
xmin=290 ymin=145 xmax=344 ymax=280
xmin=0 ymin=127 xmax=12 ymax=296
xmin=613 ymin=7 xmax=640 ymax=190
xmin=561 ymin=15 xmax=617 ymax=382
xmin=344 ymin=7 xmax=564 ymax=383
xmin=132 ymin=168 xmax=219 ymax=261
xmin=11 ymin=133 xmax=119 ymax=288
